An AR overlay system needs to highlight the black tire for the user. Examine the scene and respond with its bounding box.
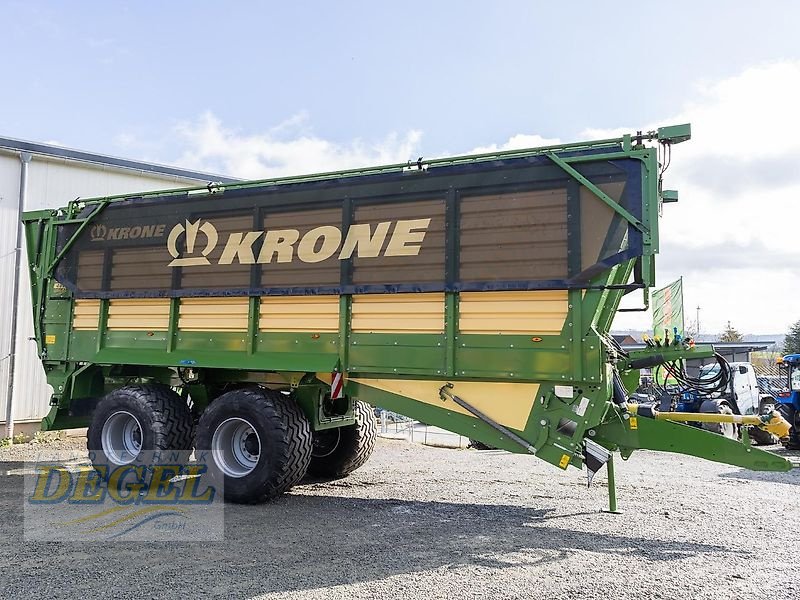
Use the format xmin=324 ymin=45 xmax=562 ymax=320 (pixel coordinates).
xmin=759 ymin=397 xmax=776 ymax=415
xmin=748 ymin=399 xmax=779 ymax=445
xmin=699 ymin=400 xmax=736 ymax=439
xmin=87 ymin=383 xmax=194 ymax=468
xmin=307 ymin=400 xmax=376 ymax=479
xmin=748 ymin=425 xmax=778 ymax=446
xmin=468 ymin=438 xmax=496 ymax=450
xmin=776 ymin=404 xmax=800 ymax=449
xmin=194 ymin=387 xmax=312 ymax=503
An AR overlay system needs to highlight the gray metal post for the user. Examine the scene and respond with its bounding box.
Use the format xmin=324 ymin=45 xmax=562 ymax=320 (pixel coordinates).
xmin=4 ymin=152 xmax=32 ymax=440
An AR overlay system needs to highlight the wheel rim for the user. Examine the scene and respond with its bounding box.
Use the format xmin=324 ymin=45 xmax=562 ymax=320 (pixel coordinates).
xmin=722 ymin=422 xmax=736 ymax=439
xmin=212 ymin=418 xmax=261 ymax=478
xmin=101 ymin=411 xmax=143 ymax=465
xmin=312 ymin=428 xmax=341 ymax=458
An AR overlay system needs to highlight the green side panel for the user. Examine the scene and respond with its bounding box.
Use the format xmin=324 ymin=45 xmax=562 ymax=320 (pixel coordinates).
xmin=176 ymin=331 xmax=249 ymax=353
xmin=68 ymin=327 xmax=608 ymax=384
xmin=456 ymin=335 xmax=577 ymax=380
xmin=69 ymin=330 xmax=98 ymax=356
xmin=348 ymin=333 xmax=446 ymax=375
xmin=42 ymin=290 xmax=72 ymax=361
xmin=106 ymin=330 xmax=169 ymax=351
xmin=255 ymin=332 xmax=339 ymax=371
xmin=68 ymin=330 xmax=339 ymax=372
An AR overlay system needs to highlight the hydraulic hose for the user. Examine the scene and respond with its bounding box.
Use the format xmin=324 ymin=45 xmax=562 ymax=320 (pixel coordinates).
xmin=654 ymin=352 xmax=731 ymax=399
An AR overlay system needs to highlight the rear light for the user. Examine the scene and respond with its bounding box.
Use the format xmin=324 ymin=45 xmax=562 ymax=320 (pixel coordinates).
xmin=778 ymin=391 xmax=791 ymax=398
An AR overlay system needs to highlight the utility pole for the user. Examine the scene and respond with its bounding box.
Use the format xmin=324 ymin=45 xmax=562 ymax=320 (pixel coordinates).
xmin=696 ymin=305 xmax=701 ymax=339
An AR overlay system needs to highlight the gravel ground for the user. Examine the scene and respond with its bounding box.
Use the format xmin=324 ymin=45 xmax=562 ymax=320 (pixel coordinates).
xmin=1 ymin=436 xmax=799 ymax=600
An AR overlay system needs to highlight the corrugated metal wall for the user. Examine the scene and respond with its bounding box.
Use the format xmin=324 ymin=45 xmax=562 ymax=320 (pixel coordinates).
xmin=0 ymin=150 xmax=209 ymax=427
xmin=0 ymin=156 xmax=21 ymax=428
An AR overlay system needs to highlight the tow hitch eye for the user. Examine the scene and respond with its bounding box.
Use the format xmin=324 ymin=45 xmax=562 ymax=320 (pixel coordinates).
xmin=760 ymin=411 xmax=791 ymax=438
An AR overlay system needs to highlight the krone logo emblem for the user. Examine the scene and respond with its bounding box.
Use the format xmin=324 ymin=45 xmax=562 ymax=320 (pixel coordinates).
xmin=90 ymin=224 xmax=107 ymax=241
xmin=167 ymin=220 xmax=218 ymax=267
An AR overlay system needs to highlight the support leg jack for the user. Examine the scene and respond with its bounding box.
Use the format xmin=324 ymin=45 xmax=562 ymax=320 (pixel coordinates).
xmin=603 ymin=456 xmax=622 ymax=514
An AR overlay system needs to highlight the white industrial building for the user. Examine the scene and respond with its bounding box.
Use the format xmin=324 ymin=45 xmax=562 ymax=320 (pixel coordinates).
xmin=0 ymin=137 xmax=237 ymax=437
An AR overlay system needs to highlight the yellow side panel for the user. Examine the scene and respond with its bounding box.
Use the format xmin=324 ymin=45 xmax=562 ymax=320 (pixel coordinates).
xmin=259 ymin=296 xmax=339 ymax=332
xmin=179 ymin=297 xmax=249 ymax=332
xmin=351 ymin=378 xmax=539 ymax=430
xmin=316 ymin=372 xmax=334 ymax=385
xmin=459 ymin=290 xmax=568 ymax=335
xmin=351 ymin=293 xmax=445 ymax=334
xmin=72 ymin=299 xmax=101 ymax=330
xmin=107 ymin=298 xmax=170 ymax=331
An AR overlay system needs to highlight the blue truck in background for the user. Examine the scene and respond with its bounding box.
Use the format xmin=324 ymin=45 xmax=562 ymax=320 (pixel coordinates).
xmin=777 ymin=354 xmax=800 ymax=449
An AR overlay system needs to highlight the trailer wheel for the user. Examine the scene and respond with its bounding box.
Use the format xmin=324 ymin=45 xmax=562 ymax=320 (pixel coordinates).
xmin=744 ymin=398 xmax=779 ymax=445
xmin=307 ymin=400 xmax=376 ymax=479
xmin=775 ymin=404 xmax=800 ymax=449
xmin=699 ymin=400 xmax=736 ymax=439
xmin=195 ymin=387 xmax=312 ymax=503
xmin=87 ymin=383 xmax=194 ymax=468
xmin=748 ymin=425 xmax=778 ymax=446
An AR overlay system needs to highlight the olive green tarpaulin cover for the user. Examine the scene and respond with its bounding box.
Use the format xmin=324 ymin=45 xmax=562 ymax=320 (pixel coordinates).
xmin=53 ymin=153 xmax=644 ymax=298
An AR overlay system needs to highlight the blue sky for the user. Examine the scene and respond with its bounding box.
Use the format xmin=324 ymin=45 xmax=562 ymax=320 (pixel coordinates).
xmin=3 ymin=1 xmax=800 ymax=334
xmin=4 ymin=1 xmax=798 ymax=157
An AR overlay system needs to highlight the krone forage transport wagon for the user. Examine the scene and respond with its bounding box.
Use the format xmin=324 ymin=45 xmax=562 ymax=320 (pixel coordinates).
xmin=22 ymin=124 xmax=794 ymax=505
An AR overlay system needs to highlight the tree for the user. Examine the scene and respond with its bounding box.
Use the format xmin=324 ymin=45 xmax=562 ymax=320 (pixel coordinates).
xmin=719 ymin=321 xmax=743 ymax=342
xmin=784 ymin=319 xmax=800 ymax=354
xmin=684 ymin=319 xmax=699 ymax=339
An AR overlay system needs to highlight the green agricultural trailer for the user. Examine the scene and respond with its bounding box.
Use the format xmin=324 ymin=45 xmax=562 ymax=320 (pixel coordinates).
xmin=21 ymin=124 xmax=794 ymax=505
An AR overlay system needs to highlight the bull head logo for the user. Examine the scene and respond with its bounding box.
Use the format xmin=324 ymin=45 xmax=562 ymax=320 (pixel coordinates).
xmin=167 ymin=220 xmax=218 ymax=267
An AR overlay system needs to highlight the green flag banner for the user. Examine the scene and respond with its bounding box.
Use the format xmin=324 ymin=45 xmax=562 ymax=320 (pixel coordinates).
xmin=652 ymin=278 xmax=684 ymax=338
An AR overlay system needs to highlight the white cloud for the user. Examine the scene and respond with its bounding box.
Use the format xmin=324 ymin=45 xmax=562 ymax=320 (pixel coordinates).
xmin=470 ymin=133 xmax=561 ymax=155
xmin=635 ymin=61 xmax=800 ymax=334
xmin=114 ymin=133 xmax=136 ymax=147
xmin=485 ymin=61 xmax=800 ymax=335
xmin=85 ymin=37 xmax=115 ymax=48
xmin=172 ymin=111 xmax=423 ymax=180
